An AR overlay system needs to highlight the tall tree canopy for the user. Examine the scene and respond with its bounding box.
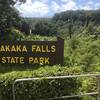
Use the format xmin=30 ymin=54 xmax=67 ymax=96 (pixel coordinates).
xmin=0 ymin=0 xmax=26 ymax=40
xmin=52 ymin=10 xmax=100 ymax=25
xmin=32 ymin=20 xmax=58 ymax=36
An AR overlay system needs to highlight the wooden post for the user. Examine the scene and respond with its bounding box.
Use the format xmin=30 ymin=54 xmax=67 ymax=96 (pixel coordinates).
xmin=56 ymin=37 xmax=64 ymax=65
xmin=97 ymin=76 xmax=100 ymax=100
xmin=0 ymin=91 xmax=2 ymax=100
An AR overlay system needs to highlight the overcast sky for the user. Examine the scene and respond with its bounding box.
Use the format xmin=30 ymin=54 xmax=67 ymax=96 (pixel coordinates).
xmin=15 ymin=0 xmax=100 ymax=17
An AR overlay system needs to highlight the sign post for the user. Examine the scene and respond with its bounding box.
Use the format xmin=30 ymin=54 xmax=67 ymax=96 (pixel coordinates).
xmin=0 ymin=37 xmax=64 ymax=66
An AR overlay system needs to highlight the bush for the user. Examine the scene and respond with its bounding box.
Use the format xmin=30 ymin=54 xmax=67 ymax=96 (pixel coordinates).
xmin=64 ymin=36 xmax=100 ymax=70
xmin=9 ymin=28 xmax=25 ymax=40
xmin=0 ymin=66 xmax=82 ymax=100
xmin=32 ymin=20 xmax=58 ymax=36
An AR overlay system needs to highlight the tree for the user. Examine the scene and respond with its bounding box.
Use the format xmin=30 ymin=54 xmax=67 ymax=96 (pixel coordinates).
xmin=32 ymin=21 xmax=58 ymax=36
xmin=0 ymin=0 xmax=26 ymax=40
xmin=52 ymin=10 xmax=100 ymax=26
xmin=21 ymin=21 xmax=30 ymax=35
xmin=68 ymin=20 xmax=73 ymax=39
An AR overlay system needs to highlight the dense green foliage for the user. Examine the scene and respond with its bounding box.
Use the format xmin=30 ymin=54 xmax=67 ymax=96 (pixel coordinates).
xmin=51 ymin=10 xmax=100 ymax=39
xmin=53 ymin=10 xmax=100 ymax=24
xmin=0 ymin=0 xmax=25 ymax=40
xmin=0 ymin=66 xmax=83 ymax=100
xmin=0 ymin=35 xmax=99 ymax=100
xmin=20 ymin=10 xmax=100 ymax=38
xmin=32 ymin=20 xmax=58 ymax=36
xmin=0 ymin=5 xmax=100 ymax=99
xmin=1 ymin=9 xmax=100 ymax=39
xmin=64 ymin=36 xmax=100 ymax=70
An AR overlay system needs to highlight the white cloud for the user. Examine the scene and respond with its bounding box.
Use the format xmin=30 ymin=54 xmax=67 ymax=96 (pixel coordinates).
xmin=61 ymin=0 xmax=72 ymax=3
xmin=82 ymin=6 xmax=93 ymax=10
xmin=51 ymin=0 xmax=77 ymax=13
xmin=16 ymin=0 xmax=78 ymax=17
xmin=15 ymin=0 xmax=49 ymax=17
xmin=87 ymin=1 xmax=93 ymax=5
xmin=15 ymin=0 xmax=100 ymax=17
xmin=95 ymin=3 xmax=100 ymax=9
xmin=51 ymin=1 xmax=61 ymax=13
xmin=62 ymin=0 xmax=78 ymax=11
xmin=40 ymin=0 xmax=49 ymax=3
xmin=79 ymin=0 xmax=94 ymax=10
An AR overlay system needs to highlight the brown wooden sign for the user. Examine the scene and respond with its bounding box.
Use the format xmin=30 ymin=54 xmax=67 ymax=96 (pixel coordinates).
xmin=0 ymin=37 xmax=64 ymax=65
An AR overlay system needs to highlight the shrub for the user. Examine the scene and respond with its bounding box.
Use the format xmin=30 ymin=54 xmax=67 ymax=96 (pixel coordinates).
xmin=0 ymin=66 xmax=82 ymax=100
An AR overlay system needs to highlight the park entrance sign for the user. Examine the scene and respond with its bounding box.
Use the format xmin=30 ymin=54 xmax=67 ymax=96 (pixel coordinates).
xmin=0 ymin=37 xmax=64 ymax=65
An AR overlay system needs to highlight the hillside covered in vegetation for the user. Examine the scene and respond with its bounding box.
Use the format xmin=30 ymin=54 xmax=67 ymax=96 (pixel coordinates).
xmin=0 ymin=0 xmax=100 ymax=99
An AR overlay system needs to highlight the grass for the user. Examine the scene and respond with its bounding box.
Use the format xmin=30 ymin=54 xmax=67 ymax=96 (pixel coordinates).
xmin=0 ymin=35 xmax=100 ymax=100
